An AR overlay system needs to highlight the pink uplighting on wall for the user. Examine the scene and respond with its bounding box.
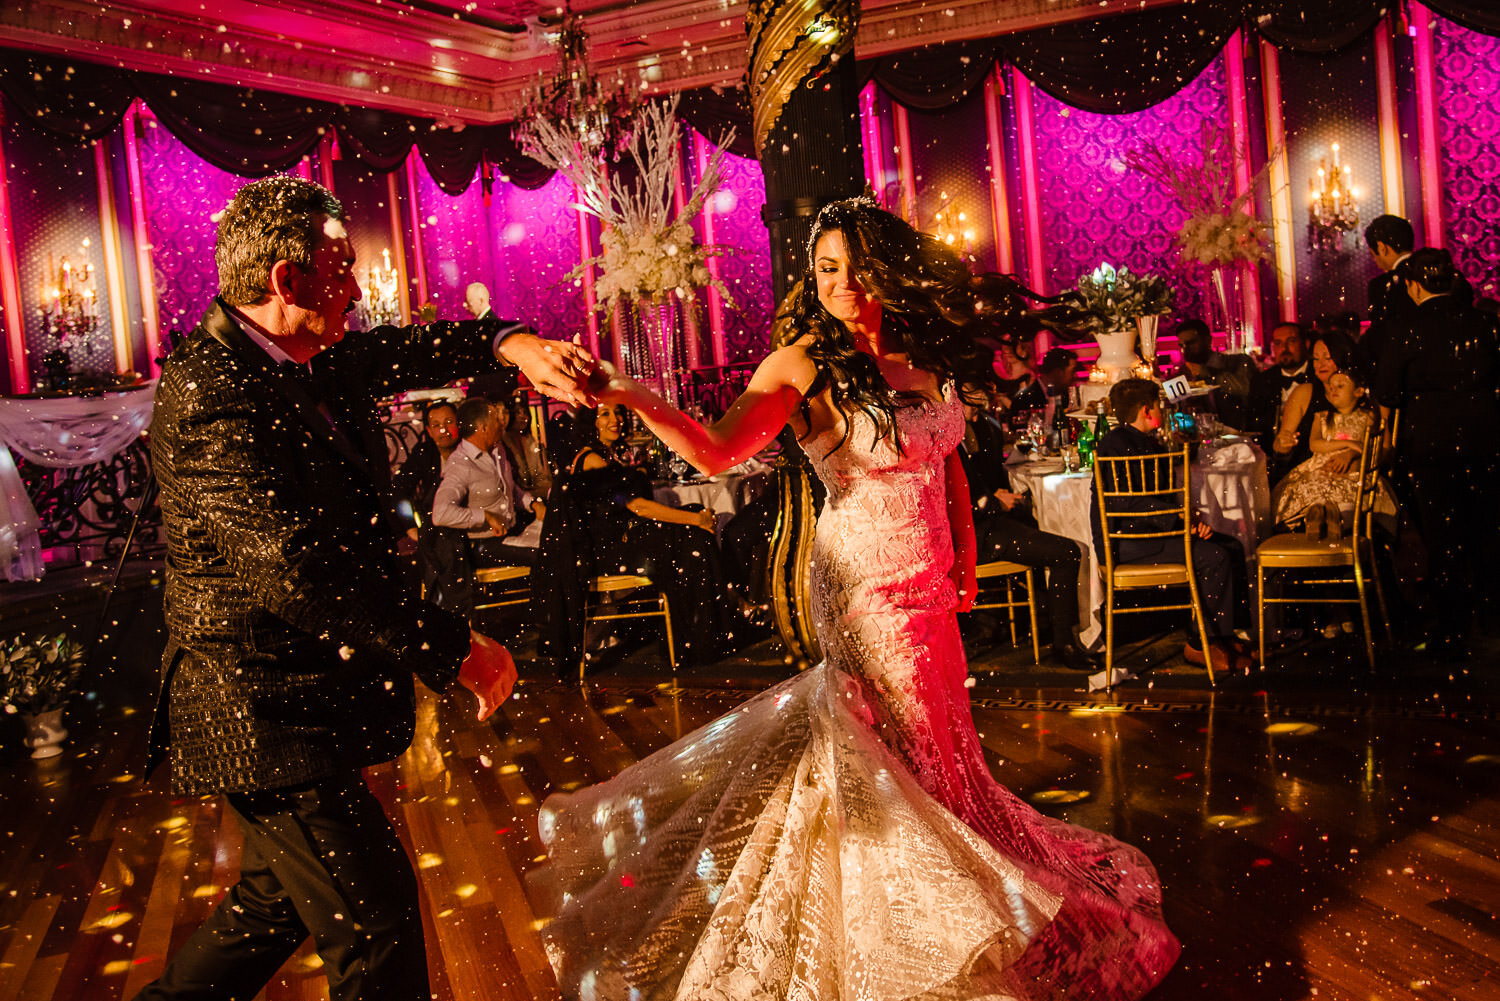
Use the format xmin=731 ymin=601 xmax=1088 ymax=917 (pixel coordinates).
xmin=984 ymin=68 xmax=1015 ymax=276
xmin=121 ymin=103 xmax=162 ymax=378
xmin=693 ymin=131 xmax=728 ymax=368
xmin=1410 ymin=2 xmax=1446 ymax=249
xmin=1223 ymin=31 xmax=1263 ymax=349
xmin=1009 ymin=68 xmax=1047 ymax=299
xmin=0 ymin=119 xmax=26 ymax=394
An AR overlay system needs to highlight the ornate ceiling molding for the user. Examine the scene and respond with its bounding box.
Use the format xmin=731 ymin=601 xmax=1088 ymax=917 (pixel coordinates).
xmin=855 ymin=0 xmax=1186 ymax=58
xmin=1 ymin=0 xmax=1185 ymax=123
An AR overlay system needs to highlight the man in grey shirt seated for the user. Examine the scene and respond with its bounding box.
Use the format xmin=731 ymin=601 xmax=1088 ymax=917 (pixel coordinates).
xmin=432 ymin=396 xmax=540 ymax=616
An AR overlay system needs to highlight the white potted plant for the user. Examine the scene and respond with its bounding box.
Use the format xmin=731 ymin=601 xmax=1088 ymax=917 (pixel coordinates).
xmin=1073 ymin=263 xmax=1175 ymax=381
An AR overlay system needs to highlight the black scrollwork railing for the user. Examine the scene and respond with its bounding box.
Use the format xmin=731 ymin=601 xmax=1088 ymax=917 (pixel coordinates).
xmin=15 ymin=437 xmax=160 ymax=562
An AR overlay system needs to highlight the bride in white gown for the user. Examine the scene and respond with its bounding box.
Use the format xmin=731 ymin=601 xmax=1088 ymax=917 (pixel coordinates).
xmin=538 ymin=198 xmax=1180 ymax=1000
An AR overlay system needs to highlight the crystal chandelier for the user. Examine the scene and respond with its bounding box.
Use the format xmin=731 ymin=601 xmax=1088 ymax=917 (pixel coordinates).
xmin=517 ymin=2 xmax=640 ymax=162
xmin=1308 ymin=142 xmax=1360 ymax=255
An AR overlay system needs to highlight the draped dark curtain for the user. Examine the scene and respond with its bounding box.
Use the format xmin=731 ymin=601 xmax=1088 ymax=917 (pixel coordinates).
xmin=854 ymin=0 xmax=1500 ymax=117
xmin=130 ymin=73 xmax=329 ymax=176
xmin=0 ymin=53 xmax=132 ymax=141
xmin=1425 ymin=0 xmax=1500 ymax=35
xmin=678 ymin=85 xmax=756 ymax=159
xmin=998 ymin=5 xmax=1241 ymax=114
xmin=0 ymin=49 xmax=555 ymax=192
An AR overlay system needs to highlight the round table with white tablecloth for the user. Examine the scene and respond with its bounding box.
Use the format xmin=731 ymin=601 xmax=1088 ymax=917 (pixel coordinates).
xmin=651 ymin=460 xmax=773 ymax=534
xmin=1005 ymin=438 xmax=1270 ymax=646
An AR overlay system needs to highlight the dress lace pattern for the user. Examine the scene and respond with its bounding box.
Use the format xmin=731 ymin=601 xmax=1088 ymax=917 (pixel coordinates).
xmin=538 ymin=385 xmax=1180 ymax=999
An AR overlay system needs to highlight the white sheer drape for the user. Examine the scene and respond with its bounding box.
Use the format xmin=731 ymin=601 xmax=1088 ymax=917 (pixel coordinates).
xmin=0 ymin=384 xmax=156 ymax=581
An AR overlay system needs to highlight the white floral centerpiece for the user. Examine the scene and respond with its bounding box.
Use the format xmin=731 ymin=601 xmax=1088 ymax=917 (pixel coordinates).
xmin=520 ymin=95 xmax=735 ymax=396
xmin=1073 ymin=263 xmax=1174 ymax=383
xmin=1126 ymin=123 xmax=1276 ymax=352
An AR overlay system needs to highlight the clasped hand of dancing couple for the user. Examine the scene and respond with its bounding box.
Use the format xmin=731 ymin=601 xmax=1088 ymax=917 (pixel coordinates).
xmin=537 ymin=198 xmax=1180 ymax=1000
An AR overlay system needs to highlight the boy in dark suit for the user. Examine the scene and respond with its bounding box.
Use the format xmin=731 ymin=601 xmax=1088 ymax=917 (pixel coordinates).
xmin=1091 ymin=378 xmax=1253 ymax=673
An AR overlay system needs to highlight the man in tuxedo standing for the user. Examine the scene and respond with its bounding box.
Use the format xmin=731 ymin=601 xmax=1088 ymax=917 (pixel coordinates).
xmin=1363 ymin=215 xmax=1418 ymax=377
xmin=137 ymin=177 xmax=594 ymax=1001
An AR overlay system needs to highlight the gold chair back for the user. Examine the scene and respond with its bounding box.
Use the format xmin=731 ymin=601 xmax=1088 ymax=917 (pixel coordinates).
xmin=1092 ymin=444 xmax=1216 ymax=687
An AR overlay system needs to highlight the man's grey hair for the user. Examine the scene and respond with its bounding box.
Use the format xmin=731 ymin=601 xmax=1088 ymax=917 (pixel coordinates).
xmin=215 ymin=177 xmax=344 ymax=307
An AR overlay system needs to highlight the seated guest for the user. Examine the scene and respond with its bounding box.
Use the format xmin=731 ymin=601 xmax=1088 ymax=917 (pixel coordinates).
xmin=1271 ymin=329 xmax=1368 ymax=484
xmin=497 ymin=392 xmax=552 ymax=503
xmin=534 ymin=404 xmax=734 ymax=670
xmin=993 ymin=335 xmax=1040 ymax=407
xmin=1246 ymin=322 xmax=1310 ymax=452
xmin=1377 ymin=249 xmax=1500 ymax=657
xmin=1171 ymin=319 xmax=1255 ymax=427
xmin=959 ymin=396 xmax=1097 ymax=671
xmin=1091 ymin=379 xmax=1253 ymax=672
xmin=433 ymin=397 xmax=538 ymax=617
xmin=392 ymin=399 xmax=463 ymax=604
xmin=393 ymin=399 xmax=460 ymax=530
xmin=1271 ymin=371 xmax=1378 ymax=538
xmin=1011 ymin=346 xmax=1077 ymax=414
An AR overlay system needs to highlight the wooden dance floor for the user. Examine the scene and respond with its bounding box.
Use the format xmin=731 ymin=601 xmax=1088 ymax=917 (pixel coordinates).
xmin=3 ymin=669 xmax=1498 ymax=1000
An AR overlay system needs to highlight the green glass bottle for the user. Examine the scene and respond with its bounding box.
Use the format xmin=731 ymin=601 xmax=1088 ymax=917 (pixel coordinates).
xmin=1077 ymin=416 xmax=1096 ymax=468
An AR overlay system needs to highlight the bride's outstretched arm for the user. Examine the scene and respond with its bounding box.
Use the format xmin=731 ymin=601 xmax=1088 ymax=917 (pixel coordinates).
xmin=595 ymin=344 xmax=818 ymax=477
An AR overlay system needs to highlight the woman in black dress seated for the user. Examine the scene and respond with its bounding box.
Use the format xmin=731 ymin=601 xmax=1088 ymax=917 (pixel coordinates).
xmin=532 ymin=404 xmax=736 ymax=671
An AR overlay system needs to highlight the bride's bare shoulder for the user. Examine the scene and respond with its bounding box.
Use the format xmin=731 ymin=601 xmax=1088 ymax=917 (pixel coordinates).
xmin=754 ymin=337 xmax=820 ymax=393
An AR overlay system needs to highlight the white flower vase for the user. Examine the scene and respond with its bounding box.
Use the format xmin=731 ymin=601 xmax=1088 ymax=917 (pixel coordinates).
xmin=23 ymin=708 xmax=67 ymax=759
xmin=1093 ymin=326 xmax=1140 ymax=383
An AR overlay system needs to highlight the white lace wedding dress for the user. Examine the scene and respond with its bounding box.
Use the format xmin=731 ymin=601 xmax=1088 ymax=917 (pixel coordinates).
xmin=538 ymin=385 xmax=1180 ymax=1000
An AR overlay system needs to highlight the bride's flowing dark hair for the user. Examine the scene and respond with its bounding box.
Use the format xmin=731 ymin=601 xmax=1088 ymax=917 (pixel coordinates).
xmin=781 ymin=196 xmax=1075 ymax=453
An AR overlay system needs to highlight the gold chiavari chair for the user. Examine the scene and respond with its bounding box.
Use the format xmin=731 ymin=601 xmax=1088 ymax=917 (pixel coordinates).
xmin=472 ymin=564 xmax=531 ymax=612
xmin=1093 ymin=444 xmax=1216 ymax=689
xmin=580 ymin=574 xmax=677 ymax=680
xmin=1255 ymin=425 xmax=1393 ymax=668
xmin=971 ymin=561 xmax=1041 ymax=664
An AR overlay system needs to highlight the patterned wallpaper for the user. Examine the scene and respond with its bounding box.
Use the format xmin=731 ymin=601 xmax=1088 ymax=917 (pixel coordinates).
xmin=1434 ymin=17 xmax=1500 ymax=300
xmin=411 ymin=157 xmax=495 ymax=322
xmin=696 ymin=139 xmax=774 ymax=364
xmin=486 ymin=172 xmax=592 ymax=342
xmin=1029 ymin=56 xmax=1231 ymax=324
xmin=137 ymin=117 xmax=252 ymax=343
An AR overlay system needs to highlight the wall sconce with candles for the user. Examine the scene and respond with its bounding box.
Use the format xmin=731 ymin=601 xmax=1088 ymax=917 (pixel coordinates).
xmin=37 ymin=241 xmax=105 ymax=388
xmin=932 ymin=191 xmax=975 ymax=258
xmin=357 ymin=248 xmax=403 ymax=329
xmin=1308 ymin=142 xmax=1360 ymax=256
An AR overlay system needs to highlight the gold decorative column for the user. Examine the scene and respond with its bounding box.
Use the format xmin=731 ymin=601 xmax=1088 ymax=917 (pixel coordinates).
xmin=748 ymin=0 xmax=864 ymax=666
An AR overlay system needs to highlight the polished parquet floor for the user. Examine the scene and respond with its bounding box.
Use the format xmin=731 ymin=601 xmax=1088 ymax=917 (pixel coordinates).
xmin=2 ymin=570 xmax=1499 ymax=1000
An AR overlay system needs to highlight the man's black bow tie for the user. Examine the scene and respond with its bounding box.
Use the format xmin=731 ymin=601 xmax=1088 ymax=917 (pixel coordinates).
xmin=1286 ymin=370 xmax=1309 ymax=383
